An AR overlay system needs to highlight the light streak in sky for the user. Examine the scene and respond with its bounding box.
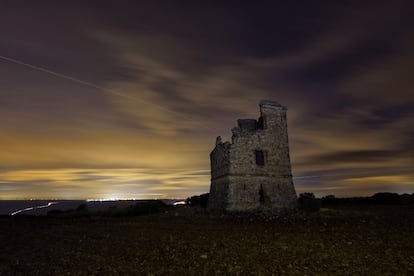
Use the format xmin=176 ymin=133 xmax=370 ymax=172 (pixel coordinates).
xmin=11 ymin=202 xmax=58 ymax=216
xmin=0 ymin=54 xmax=213 ymax=131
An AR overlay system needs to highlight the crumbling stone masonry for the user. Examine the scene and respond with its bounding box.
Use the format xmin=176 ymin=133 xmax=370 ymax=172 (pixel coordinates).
xmin=208 ymin=100 xmax=297 ymax=212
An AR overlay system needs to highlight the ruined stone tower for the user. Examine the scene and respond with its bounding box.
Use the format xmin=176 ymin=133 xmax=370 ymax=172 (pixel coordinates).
xmin=208 ymin=100 xmax=297 ymax=212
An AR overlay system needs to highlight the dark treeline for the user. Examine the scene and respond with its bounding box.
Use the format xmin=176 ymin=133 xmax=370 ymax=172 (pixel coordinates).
xmin=15 ymin=192 xmax=414 ymax=218
xmin=185 ymin=192 xmax=414 ymax=215
xmin=298 ymin=192 xmax=414 ymax=212
xmin=319 ymin=192 xmax=414 ymax=205
xmin=47 ymin=200 xmax=169 ymax=218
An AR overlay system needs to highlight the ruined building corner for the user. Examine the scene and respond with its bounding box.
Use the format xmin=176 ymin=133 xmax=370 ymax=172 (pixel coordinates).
xmin=208 ymin=100 xmax=297 ymax=212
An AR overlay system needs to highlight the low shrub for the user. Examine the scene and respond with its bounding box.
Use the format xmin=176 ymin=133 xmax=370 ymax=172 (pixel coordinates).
xmin=298 ymin=193 xmax=320 ymax=212
xmin=186 ymin=193 xmax=209 ymax=208
xmin=124 ymin=200 xmax=167 ymax=216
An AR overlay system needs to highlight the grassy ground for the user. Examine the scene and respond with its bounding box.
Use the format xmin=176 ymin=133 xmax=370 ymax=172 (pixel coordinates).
xmin=0 ymin=205 xmax=413 ymax=275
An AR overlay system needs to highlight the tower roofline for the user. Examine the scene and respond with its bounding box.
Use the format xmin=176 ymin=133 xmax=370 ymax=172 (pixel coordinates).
xmin=259 ymin=100 xmax=287 ymax=110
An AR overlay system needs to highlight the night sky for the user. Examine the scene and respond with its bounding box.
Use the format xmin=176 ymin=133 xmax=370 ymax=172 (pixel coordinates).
xmin=0 ymin=1 xmax=413 ymax=199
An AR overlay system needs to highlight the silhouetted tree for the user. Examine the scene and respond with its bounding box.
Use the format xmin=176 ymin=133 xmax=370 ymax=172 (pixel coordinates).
xmin=371 ymin=193 xmax=400 ymax=204
xmin=321 ymin=195 xmax=338 ymax=205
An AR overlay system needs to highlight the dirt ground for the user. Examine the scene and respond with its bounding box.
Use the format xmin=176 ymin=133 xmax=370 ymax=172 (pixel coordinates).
xmin=0 ymin=205 xmax=413 ymax=275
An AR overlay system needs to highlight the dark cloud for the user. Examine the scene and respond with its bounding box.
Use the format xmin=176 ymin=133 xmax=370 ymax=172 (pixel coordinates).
xmin=356 ymin=104 xmax=414 ymax=129
xmin=305 ymin=150 xmax=404 ymax=165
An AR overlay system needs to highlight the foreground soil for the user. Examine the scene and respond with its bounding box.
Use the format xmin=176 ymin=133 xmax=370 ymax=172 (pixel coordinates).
xmin=0 ymin=205 xmax=413 ymax=275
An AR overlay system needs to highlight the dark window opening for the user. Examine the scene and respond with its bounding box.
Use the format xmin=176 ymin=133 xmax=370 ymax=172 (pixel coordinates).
xmin=255 ymin=150 xmax=265 ymax=166
xmin=259 ymin=185 xmax=265 ymax=204
xmin=257 ymin=116 xmax=266 ymax=129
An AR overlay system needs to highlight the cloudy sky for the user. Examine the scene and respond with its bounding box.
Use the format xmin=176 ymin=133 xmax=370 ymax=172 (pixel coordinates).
xmin=0 ymin=1 xmax=413 ymax=199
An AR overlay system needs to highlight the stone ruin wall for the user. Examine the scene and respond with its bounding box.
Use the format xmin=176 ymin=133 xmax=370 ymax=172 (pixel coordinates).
xmin=208 ymin=100 xmax=297 ymax=212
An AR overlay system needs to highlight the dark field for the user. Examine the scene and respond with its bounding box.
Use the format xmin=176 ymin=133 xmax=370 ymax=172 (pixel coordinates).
xmin=1 ymin=205 xmax=413 ymax=275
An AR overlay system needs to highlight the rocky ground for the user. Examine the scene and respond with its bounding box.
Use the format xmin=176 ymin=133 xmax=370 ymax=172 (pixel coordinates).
xmin=0 ymin=204 xmax=413 ymax=275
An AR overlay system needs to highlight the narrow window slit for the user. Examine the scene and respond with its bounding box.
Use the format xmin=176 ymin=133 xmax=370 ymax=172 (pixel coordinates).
xmin=255 ymin=150 xmax=265 ymax=166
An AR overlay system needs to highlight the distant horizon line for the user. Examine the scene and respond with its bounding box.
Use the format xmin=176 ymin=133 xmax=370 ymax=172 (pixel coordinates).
xmin=0 ymin=198 xmax=187 ymax=202
xmin=1 ymin=191 xmax=413 ymax=202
